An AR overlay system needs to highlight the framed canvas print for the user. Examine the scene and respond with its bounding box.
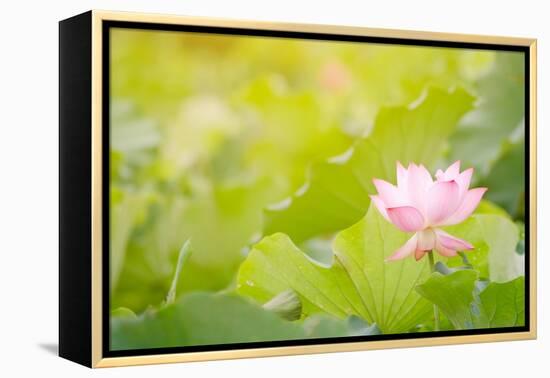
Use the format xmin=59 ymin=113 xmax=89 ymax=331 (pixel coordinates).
xmin=59 ymin=10 xmax=537 ymax=368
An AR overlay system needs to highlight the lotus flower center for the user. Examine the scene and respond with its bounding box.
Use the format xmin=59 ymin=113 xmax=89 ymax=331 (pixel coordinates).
xmin=417 ymin=228 xmax=436 ymax=251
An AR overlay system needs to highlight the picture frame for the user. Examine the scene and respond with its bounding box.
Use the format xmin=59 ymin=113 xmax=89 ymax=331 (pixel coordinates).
xmin=59 ymin=10 xmax=537 ymax=368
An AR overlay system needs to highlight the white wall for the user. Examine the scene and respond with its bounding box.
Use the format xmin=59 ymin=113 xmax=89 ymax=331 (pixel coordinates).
xmin=0 ymin=0 xmax=546 ymax=376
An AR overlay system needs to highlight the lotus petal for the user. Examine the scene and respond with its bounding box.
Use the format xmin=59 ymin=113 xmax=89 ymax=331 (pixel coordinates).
xmin=427 ymin=180 xmax=460 ymax=225
xmin=373 ymin=178 xmax=407 ymax=207
xmin=386 ymin=234 xmax=418 ymax=261
xmin=443 ymin=187 xmax=487 ymax=226
xmin=387 ymin=206 xmax=425 ymax=232
xmin=435 ymin=229 xmax=474 ymax=251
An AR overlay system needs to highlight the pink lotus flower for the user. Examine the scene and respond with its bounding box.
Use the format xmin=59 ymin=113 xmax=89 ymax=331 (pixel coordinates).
xmin=371 ymin=161 xmax=487 ymax=261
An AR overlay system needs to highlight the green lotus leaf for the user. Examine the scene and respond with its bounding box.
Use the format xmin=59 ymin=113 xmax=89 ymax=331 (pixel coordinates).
xmin=264 ymin=87 xmax=475 ymax=243
xmin=239 ymin=206 xmax=434 ymax=334
xmin=416 ymin=270 xmax=479 ymax=329
xmin=480 ymin=136 xmax=525 ymax=218
xmin=239 ymin=204 xmax=522 ymax=333
xmin=111 ymin=292 xmax=379 ymax=350
xmin=476 ymin=276 xmax=525 ymax=328
xmin=449 ymin=52 xmax=525 ymax=177
xmin=445 ymin=213 xmax=523 ymax=283
xmin=416 ymin=271 xmax=525 ymax=330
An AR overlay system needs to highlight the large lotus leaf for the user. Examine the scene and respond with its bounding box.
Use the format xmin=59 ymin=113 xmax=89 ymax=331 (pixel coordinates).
xmin=476 ymin=277 xmax=525 ymax=328
xmin=416 ymin=271 xmax=525 ymax=330
xmin=449 ymin=52 xmax=526 ymax=221
xmin=449 ymin=52 xmax=525 ymax=177
xmin=480 ymin=136 xmax=525 ymax=218
xmin=445 ymin=213 xmax=523 ymax=283
xmin=416 ymin=270 xmax=479 ymax=329
xmin=264 ymin=87 xmax=475 ymax=243
xmin=111 ymin=292 xmax=379 ymax=350
xmin=239 ymin=205 xmax=434 ymax=334
xmin=240 ymin=202 xmax=523 ymax=334
xmin=111 ymin=293 xmax=304 ymax=350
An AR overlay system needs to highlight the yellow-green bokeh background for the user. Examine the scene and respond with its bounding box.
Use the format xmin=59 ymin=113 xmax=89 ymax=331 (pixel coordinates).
xmin=110 ymin=28 xmax=524 ymax=313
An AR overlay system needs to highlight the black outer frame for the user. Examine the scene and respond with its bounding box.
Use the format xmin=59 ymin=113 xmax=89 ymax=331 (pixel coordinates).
xmin=59 ymin=11 xmax=532 ymax=368
xmin=59 ymin=11 xmax=93 ymax=367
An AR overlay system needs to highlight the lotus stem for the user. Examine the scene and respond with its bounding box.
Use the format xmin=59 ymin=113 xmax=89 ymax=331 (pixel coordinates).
xmin=427 ymin=250 xmax=440 ymax=331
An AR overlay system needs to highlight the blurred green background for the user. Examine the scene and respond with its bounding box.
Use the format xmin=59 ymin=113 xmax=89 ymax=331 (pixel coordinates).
xmin=109 ymin=27 xmax=525 ymax=317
